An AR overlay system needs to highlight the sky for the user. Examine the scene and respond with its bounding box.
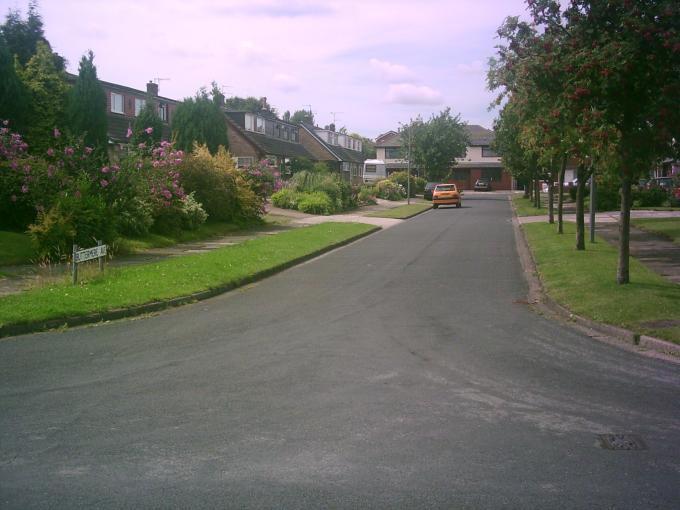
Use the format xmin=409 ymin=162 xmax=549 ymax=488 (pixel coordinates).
xmin=4 ymin=0 xmax=530 ymax=139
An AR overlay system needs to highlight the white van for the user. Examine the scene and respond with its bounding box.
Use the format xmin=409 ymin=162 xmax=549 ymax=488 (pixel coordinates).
xmin=362 ymin=159 xmax=387 ymax=183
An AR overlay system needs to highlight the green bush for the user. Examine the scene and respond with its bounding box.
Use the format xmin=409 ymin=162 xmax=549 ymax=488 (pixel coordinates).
xmin=594 ymin=183 xmax=620 ymax=212
xmin=271 ymin=188 xmax=302 ymax=209
xmin=28 ymin=192 xmax=115 ymax=262
xmin=181 ymin=146 xmax=263 ymax=223
xmin=388 ymin=171 xmax=419 ymax=197
xmin=290 ymin=169 xmax=353 ymax=212
xmin=633 ymin=187 xmax=669 ymax=207
xmin=358 ymin=185 xmax=377 ymax=205
xmin=376 ymin=179 xmax=406 ymax=201
xmin=297 ymin=191 xmax=334 ymax=215
xmin=153 ymin=194 xmax=207 ymax=234
xmin=414 ymin=176 xmax=426 ymax=194
xmin=114 ymin=196 xmax=154 ymax=236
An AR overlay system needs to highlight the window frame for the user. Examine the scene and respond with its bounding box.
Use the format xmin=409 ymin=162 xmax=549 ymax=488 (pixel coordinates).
xmin=110 ymin=92 xmax=124 ymax=114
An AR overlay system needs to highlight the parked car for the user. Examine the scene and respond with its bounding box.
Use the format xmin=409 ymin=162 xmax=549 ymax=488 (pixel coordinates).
xmin=423 ymin=182 xmax=440 ymax=200
xmin=432 ymin=184 xmax=462 ymax=209
xmin=647 ymin=177 xmax=674 ymax=191
xmin=474 ymin=178 xmax=491 ymax=191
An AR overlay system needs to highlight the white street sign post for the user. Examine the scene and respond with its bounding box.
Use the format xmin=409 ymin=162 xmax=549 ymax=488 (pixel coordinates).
xmin=72 ymin=241 xmax=107 ymax=285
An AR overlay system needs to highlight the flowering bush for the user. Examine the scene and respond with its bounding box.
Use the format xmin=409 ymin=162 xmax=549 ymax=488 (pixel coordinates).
xmin=358 ymin=185 xmax=378 ymax=205
xmin=243 ymin=158 xmax=283 ymax=200
xmin=375 ymin=179 xmax=406 ymax=201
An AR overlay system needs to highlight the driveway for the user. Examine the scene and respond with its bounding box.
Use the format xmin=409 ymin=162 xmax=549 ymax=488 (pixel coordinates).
xmin=1 ymin=194 xmax=679 ymax=509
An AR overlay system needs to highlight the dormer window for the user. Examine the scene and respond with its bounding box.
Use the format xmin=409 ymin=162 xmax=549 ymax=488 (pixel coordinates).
xmin=256 ymin=116 xmax=265 ymax=133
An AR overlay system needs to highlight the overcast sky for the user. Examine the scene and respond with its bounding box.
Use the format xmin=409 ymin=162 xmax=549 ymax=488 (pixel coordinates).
xmin=6 ymin=0 xmax=529 ymax=139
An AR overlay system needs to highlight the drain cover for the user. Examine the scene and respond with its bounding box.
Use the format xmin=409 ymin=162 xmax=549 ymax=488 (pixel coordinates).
xmin=597 ymin=434 xmax=647 ymax=450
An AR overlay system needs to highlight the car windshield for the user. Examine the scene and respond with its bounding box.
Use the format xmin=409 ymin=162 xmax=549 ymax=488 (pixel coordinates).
xmin=436 ymin=185 xmax=456 ymax=191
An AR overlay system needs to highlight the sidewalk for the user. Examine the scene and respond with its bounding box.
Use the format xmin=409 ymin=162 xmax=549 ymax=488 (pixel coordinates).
xmin=0 ymin=199 xmax=418 ymax=296
xmin=517 ymin=210 xmax=680 ymax=285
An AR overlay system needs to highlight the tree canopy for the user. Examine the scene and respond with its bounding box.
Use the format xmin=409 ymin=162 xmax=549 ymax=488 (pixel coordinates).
xmin=291 ymin=109 xmax=315 ymax=125
xmin=488 ymin=0 xmax=680 ymax=283
xmin=402 ymin=108 xmax=469 ymax=181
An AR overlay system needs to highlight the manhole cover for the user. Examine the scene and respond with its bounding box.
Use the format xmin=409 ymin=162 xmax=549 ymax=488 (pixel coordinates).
xmin=597 ymin=434 xmax=647 ymax=451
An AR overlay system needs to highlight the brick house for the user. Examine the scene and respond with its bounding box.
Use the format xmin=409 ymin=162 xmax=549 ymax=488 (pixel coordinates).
xmin=375 ymin=125 xmax=514 ymax=190
xmin=224 ymin=110 xmax=315 ymax=170
xmin=299 ymin=124 xmax=365 ymax=185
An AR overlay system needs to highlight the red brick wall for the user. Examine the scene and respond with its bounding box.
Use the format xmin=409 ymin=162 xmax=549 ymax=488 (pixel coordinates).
xmin=226 ymin=123 xmax=261 ymax=160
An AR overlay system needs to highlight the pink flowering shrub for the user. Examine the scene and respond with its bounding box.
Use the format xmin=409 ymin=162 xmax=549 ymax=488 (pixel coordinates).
xmin=243 ymin=158 xmax=283 ymax=200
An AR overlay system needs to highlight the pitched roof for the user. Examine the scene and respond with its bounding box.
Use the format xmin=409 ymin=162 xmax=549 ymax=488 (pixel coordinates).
xmin=465 ymin=125 xmax=494 ymax=146
xmin=225 ymin=116 xmax=314 ymax=159
xmin=300 ymin=124 xmax=364 ymax=164
xmin=375 ymin=131 xmax=401 ymax=147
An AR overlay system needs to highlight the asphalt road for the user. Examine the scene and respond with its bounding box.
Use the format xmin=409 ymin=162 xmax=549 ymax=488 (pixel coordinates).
xmin=1 ymin=195 xmax=679 ymax=509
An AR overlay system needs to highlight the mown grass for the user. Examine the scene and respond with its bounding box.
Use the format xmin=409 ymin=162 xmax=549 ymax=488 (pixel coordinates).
xmin=0 ymin=231 xmax=36 ymax=265
xmin=365 ymin=203 xmax=431 ymax=219
xmin=523 ymin=222 xmax=680 ymax=344
xmin=512 ymin=194 xmax=545 ymax=217
xmin=631 ymin=218 xmax=680 ymax=245
xmin=0 ymin=223 xmax=375 ymax=328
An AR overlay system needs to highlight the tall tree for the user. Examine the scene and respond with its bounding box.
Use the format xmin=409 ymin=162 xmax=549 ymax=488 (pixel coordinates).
xmin=224 ymin=95 xmax=277 ymax=117
xmin=404 ymin=108 xmax=469 ymax=181
xmin=0 ymin=35 xmax=29 ymax=131
xmin=66 ymin=50 xmax=107 ymax=150
xmin=291 ymin=109 xmax=314 ymax=125
xmin=172 ymin=88 xmax=228 ymax=154
xmin=1 ymin=1 xmax=64 ymax=69
xmin=16 ymin=40 xmax=69 ymax=153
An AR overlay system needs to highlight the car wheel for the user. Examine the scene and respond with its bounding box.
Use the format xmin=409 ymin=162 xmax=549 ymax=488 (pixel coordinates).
xmin=433 ymin=204 xmax=438 ymax=209
xmin=457 ymin=202 xmax=462 ymax=208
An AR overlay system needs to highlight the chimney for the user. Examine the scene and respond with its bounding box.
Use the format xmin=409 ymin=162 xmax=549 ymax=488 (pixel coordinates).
xmin=146 ymin=80 xmax=159 ymax=97
xmin=260 ymin=97 xmax=268 ymax=110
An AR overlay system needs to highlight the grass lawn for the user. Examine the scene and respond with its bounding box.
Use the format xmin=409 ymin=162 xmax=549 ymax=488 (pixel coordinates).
xmin=0 ymin=223 xmax=376 ymax=329
xmin=523 ymin=222 xmax=680 ymax=344
xmin=631 ymin=218 xmax=680 ymax=245
xmin=0 ymin=231 xmax=36 ymax=265
xmin=365 ymin=203 xmax=431 ymax=219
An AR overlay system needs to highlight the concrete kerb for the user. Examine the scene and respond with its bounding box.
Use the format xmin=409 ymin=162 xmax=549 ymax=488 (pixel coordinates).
xmin=508 ymin=196 xmax=680 ymax=363
xmin=0 ymin=225 xmax=382 ymax=340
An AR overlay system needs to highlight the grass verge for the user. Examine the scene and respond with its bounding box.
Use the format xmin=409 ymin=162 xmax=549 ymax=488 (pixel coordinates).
xmin=365 ymin=203 xmax=431 ymax=219
xmin=0 ymin=231 xmax=36 ymax=265
xmin=523 ymin=222 xmax=680 ymax=344
xmin=512 ymin=194 xmax=546 ymax=217
xmin=631 ymin=218 xmax=680 ymax=245
xmin=0 ymin=223 xmax=375 ymax=330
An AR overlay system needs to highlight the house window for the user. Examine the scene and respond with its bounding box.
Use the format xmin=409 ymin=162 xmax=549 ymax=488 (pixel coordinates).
xmin=283 ymin=127 xmax=289 ymax=140
xmin=110 ymin=92 xmax=124 ymax=114
xmin=134 ymin=98 xmax=146 ymax=116
xmin=274 ymin=124 xmax=281 ymax=138
xmin=255 ymin=117 xmax=265 ymax=133
xmin=245 ymin=113 xmax=254 ymax=131
xmin=291 ymin=129 xmax=298 ymax=142
xmin=385 ymin=147 xmax=401 ymax=159
xmin=481 ymin=168 xmax=502 ymax=181
xmin=482 ymin=146 xmax=499 ymax=157
xmin=365 ymin=164 xmax=377 ymax=173
xmin=158 ymin=103 xmax=168 ymax=122
xmin=234 ymin=157 xmax=254 ymax=168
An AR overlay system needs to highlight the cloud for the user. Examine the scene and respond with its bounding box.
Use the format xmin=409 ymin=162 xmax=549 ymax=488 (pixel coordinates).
xmin=236 ymin=40 xmax=271 ymax=65
xmin=369 ymin=58 xmax=414 ymax=82
xmin=214 ymin=0 xmax=334 ymax=18
xmin=385 ymin=83 xmax=444 ymax=105
xmin=273 ymin=73 xmax=300 ymax=93
xmin=456 ymin=59 xmax=486 ymax=74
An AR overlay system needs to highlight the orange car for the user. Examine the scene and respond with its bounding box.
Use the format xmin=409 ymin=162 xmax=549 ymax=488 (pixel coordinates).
xmin=432 ymin=184 xmax=462 ymax=208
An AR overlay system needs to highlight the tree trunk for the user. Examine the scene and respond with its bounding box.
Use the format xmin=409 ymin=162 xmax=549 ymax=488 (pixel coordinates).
xmin=557 ymin=154 xmax=567 ymax=234
xmin=534 ymin=177 xmax=541 ymax=209
xmin=548 ymin=168 xmax=556 ymax=224
xmin=575 ymin=165 xmax=586 ymax=250
xmin=617 ymin=175 xmax=632 ymax=284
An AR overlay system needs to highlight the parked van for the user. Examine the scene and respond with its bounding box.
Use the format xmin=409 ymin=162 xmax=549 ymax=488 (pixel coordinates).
xmin=362 ymin=159 xmax=387 ymax=183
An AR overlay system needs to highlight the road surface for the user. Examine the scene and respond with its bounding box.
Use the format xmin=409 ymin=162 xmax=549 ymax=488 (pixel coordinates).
xmin=1 ymin=195 xmax=679 ymax=509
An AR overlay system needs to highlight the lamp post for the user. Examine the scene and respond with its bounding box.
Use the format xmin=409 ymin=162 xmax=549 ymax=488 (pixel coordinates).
xmin=400 ymin=120 xmax=412 ymax=205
